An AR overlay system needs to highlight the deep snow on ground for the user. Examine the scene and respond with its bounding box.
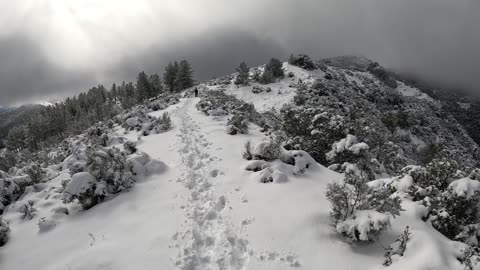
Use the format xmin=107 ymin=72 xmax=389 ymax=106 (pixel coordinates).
xmin=0 ymin=97 xmax=469 ymax=270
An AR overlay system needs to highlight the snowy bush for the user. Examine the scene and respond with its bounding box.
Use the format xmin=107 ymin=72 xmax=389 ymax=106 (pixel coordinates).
xmin=242 ymin=141 xmax=252 ymax=160
xmin=326 ymin=134 xmax=370 ymax=164
xmin=251 ymin=138 xmax=281 ymax=161
xmin=18 ymin=200 xmax=36 ymax=220
xmin=288 ymin=54 xmax=316 ymax=70
xmin=24 ymin=162 xmax=45 ymax=184
xmin=153 ymin=112 xmax=172 ymax=132
xmin=85 ymin=147 xmax=134 ymax=194
xmin=86 ymin=123 xmax=110 ymax=147
xmin=383 ymin=226 xmax=411 ymax=266
xmin=64 ymin=147 xmax=134 ymax=209
xmin=426 ymin=184 xmax=480 ymax=240
xmin=410 ymin=158 xmax=459 ymax=190
xmin=226 ymin=114 xmax=248 ymax=135
xmin=326 ymin=173 xmax=402 ymax=241
xmin=123 ymin=141 xmax=137 ymax=155
xmin=0 ymin=218 xmax=9 ymax=246
xmin=127 ymin=151 xmax=167 ymax=179
xmin=282 ymin=106 xmax=347 ymax=164
xmin=64 ymin=172 xmax=102 ymax=210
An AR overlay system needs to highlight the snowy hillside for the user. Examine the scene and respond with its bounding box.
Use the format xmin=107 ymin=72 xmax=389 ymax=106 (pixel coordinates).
xmin=2 ymin=55 xmax=480 ymax=270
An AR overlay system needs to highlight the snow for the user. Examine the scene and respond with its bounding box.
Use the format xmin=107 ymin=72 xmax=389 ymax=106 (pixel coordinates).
xmin=336 ymin=210 xmax=391 ymax=241
xmin=449 ymin=177 xmax=480 ymax=198
xmin=0 ymin=97 xmax=471 ymax=270
xmin=396 ymin=81 xmax=435 ymax=102
xmin=64 ymin=172 xmax=96 ymax=196
xmin=201 ymin=63 xmax=324 ymax=112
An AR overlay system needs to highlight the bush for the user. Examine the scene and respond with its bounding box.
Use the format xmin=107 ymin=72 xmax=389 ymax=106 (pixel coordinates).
xmin=251 ymin=137 xmax=282 ymax=161
xmin=65 ymin=147 xmax=134 ymax=209
xmin=85 ymin=147 xmax=134 ymax=194
xmin=410 ymin=158 xmax=459 ymax=190
xmin=326 ymin=173 xmax=402 ymax=241
xmin=226 ymin=114 xmax=249 ymax=135
xmin=154 ymin=112 xmax=172 ymax=132
xmin=242 ymin=141 xmax=252 ymax=160
xmin=123 ymin=141 xmax=137 ymax=155
xmin=288 ymin=54 xmax=316 ymax=70
xmin=427 ymin=189 xmax=480 ymax=240
xmin=383 ymin=226 xmax=411 ymax=266
xmin=24 ymin=162 xmax=45 ymax=184
xmin=0 ymin=218 xmax=9 ymax=246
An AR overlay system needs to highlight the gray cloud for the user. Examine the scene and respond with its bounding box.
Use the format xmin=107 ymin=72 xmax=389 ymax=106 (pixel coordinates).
xmin=0 ymin=0 xmax=479 ymax=106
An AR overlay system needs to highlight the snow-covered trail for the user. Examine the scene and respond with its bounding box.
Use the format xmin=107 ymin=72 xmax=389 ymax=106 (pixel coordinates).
xmin=170 ymin=98 xmax=249 ymax=269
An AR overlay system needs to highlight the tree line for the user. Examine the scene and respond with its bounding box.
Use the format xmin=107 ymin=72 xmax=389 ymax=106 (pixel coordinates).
xmin=1 ymin=60 xmax=194 ymax=152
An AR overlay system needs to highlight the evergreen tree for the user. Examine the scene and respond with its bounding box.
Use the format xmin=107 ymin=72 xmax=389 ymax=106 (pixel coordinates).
xmin=4 ymin=125 xmax=27 ymax=152
xmin=149 ymin=73 xmax=163 ymax=96
xmin=163 ymin=62 xmax=178 ymax=92
xmin=136 ymin=71 xmax=152 ymax=102
xmin=235 ymin=62 xmax=250 ymax=85
xmin=175 ymin=60 xmax=194 ymax=91
xmin=266 ymin=58 xmax=284 ymax=78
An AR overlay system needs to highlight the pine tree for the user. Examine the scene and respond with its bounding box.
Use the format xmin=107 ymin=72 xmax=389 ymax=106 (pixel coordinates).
xmin=235 ymin=62 xmax=249 ymax=85
xmin=175 ymin=60 xmax=194 ymax=91
xmin=260 ymin=67 xmax=275 ymax=84
xmin=149 ymin=73 xmax=163 ymax=96
xmin=266 ymin=58 xmax=284 ymax=78
xmin=163 ymin=62 xmax=178 ymax=92
xmin=136 ymin=71 xmax=152 ymax=102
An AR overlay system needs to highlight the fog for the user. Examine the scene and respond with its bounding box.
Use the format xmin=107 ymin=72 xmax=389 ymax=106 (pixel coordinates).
xmin=0 ymin=0 xmax=478 ymax=106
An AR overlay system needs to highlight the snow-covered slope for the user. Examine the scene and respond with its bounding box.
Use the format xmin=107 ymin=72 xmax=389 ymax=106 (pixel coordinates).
xmin=0 ymin=97 xmax=471 ymax=270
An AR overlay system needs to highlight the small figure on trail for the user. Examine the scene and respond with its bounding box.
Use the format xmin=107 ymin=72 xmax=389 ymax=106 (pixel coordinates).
xmin=194 ymin=87 xmax=199 ymax=97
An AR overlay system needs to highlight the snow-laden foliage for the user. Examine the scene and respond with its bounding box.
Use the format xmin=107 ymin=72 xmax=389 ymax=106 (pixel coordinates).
xmin=118 ymin=108 xmax=173 ymax=137
xmin=23 ymin=162 xmax=45 ymax=184
xmin=64 ymin=147 xmax=134 ymax=209
xmin=0 ymin=218 xmax=9 ymax=246
xmin=288 ymin=54 xmax=317 ymax=70
xmin=383 ymin=226 xmax=412 ymax=266
xmin=226 ymin=114 xmax=248 ymax=135
xmin=326 ymin=173 xmax=402 ymax=242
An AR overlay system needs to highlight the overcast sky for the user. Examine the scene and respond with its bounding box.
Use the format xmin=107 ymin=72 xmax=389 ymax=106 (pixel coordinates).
xmin=0 ymin=0 xmax=479 ymax=106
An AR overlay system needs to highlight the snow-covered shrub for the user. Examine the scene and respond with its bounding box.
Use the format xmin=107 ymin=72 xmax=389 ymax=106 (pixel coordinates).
xmin=326 ymin=134 xmax=370 ymax=164
xmin=383 ymin=226 xmax=411 ymax=266
xmin=18 ymin=200 xmax=36 ymax=220
xmin=282 ymin=106 xmax=347 ymax=164
xmin=153 ymin=112 xmax=172 ymax=132
xmin=127 ymin=151 xmax=167 ymax=179
xmin=64 ymin=172 xmax=101 ymax=210
xmin=335 ymin=210 xmax=391 ymax=242
xmin=326 ymin=173 xmax=402 ymax=241
xmin=425 ymin=181 xmax=480 ymax=240
xmin=288 ymin=54 xmax=316 ymax=70
xmin=123 ymin=141 xmax=137 ymax=155
xmin=410 ymin=158 xmax=459 ymax=190
xmin=0 ymin=218 xmax=9 ymax=246
xmin=459 ymin=246 xmax=480 ymax=270
xmin=252 ymin=138 xmax=281 ymax=161
xmin=86 ymin=123 xmax=110 ymax=147
xmin=244 ymin=160 xmax=270 ymax=172
xmin=242 ymin=141 xmax=252 ymax=160
xmin=64 ymin=147 xmax=134 ymax=209
xmin=85 ymin=147 xmax=134 ymax=194
xmin=226 ymin=114 xmax=248 ymax=135
xmin=24 ymin=162 xmax=45 ymax=184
